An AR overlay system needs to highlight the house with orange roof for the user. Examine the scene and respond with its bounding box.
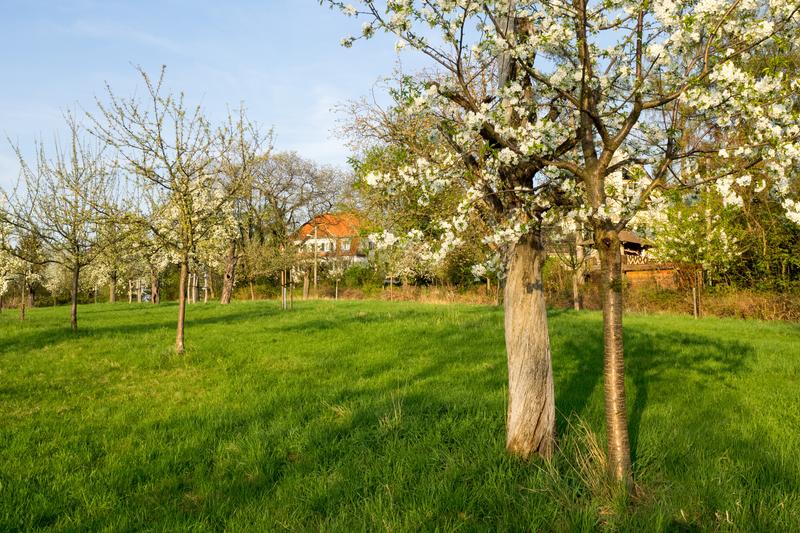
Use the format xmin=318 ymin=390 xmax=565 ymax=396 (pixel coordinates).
xmin=294 ymin=213 xmax=372 ymax=263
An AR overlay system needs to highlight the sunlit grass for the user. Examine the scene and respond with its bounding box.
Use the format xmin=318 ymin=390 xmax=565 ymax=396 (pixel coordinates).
xmin=1 ymin=300 xmax=798 ymax=530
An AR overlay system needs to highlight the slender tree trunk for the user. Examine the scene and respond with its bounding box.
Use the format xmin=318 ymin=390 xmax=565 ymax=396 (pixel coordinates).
xmin=303 ymin=274 xmax=309 ymax=300
xmin=335 ymin=279 xmax=339 ymax=300
xmin=176 ymin=259 xmax=188 ymax=354
xmin=313 ymin=225 xmax=318 ymax=297
xmin=573 ymin=230 xmax=585 ymax=311
xmin=203 ymin=272 xmax=208 ymax=304
xmin=596 ymin=229 xmax=633 ymax=486
xmin=281 ymin=270 xmax=287 ymax=310
xmin=128 ymin=280 xmax=133 ymax=303
xmin=249 ymin=280 xmax=256 ymax=301
xmin=28 ymin=286 xmax=34 ymax=309
xmin=692 ymin=269 xmax=702 ymax=318
xmin=220 ymin=242 xmax=237 ymax=304
xmin=150 ymin=266 xmax=160 ymax=304
xmin=70 ymin=266 xmax=80 ymax=332
xmin=19 ymin=281 xmax=26 ymax=321
xmin=137 ymin=280 xmax=143 ymax=303
xmin=504 ymin=232 xmax=556 ymax=459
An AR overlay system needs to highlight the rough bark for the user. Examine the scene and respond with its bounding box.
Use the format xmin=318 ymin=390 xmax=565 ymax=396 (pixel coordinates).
xmin=176 ymin=260 xmax=188 ymax=354
xmin=596 ymin=229 xmax=633 ymax=486
xmin=220 ymin=242 xmax=237 ymax=304
xmin=504 ymin=232 xmax=556 ymax=459
xmin=70 ymin=266 xmax=80 ymax=332
xmin=109 ymin=274 xmax=117 ymax=303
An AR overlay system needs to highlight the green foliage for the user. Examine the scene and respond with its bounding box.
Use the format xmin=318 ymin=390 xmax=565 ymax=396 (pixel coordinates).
xmin=342 ymin=263 xmax=382 ymax=288
xmin=1 ymin=302 xmax=799 ymax=530
xmin=643 ymin=188 xmax=800 ymax=289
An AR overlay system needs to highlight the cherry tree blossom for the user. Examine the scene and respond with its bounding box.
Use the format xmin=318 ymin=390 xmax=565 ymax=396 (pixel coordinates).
xmin=91 ymin=67 xmax=245 ymax=353
xmin=324 ymin=0 xmax=800 ymax=483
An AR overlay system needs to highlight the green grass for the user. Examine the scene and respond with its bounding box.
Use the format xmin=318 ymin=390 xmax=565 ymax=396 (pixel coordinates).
xmin=0 ymin=300 xmax=798 ymax=531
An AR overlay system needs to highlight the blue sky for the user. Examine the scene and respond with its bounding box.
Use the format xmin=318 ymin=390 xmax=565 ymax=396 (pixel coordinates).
xmin=0 ymin=0 xmax=428 ymax=188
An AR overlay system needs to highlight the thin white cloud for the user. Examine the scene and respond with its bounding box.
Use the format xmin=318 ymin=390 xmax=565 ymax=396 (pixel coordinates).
xmin=63 ymin=19 xmax=187 ymax=54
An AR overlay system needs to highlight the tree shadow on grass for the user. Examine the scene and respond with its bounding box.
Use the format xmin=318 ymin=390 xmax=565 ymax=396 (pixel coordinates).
xmin=4 ymin=304 xmax=797 ymax=530
xmin=553 ymin=316 xmax=753 ymax=464
xmin=0 ymin=304 xmax=285 ymax=357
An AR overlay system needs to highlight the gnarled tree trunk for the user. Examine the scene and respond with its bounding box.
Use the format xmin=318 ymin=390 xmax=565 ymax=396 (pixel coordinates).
xmin=176 ymin=259 xmax=188 ymax=354
xmin=596 ymin=228 xmax=633 ymax=487
xmin=504 ymin=231 xmax=556 ymax=459
xmin=220 ymin=242 xmax=237 ymax=304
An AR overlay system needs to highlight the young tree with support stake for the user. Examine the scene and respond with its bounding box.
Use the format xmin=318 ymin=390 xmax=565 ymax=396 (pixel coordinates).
xmin=91 ymin=67 xmax=242 ymax=353
xmin=324 ymin=0 xmax=800 ymax=488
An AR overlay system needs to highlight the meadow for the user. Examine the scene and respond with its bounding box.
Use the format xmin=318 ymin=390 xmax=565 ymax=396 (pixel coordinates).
xmin=1 ymin=300 xmax=798 ymax=531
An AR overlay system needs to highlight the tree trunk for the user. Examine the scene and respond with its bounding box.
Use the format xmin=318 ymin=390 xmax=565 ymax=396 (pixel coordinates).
xmin=692 ymin=269 xmax=702 ymax=318
xmin=28 ymin=286 xmax=34 ymax=309
xmin=249 ymin=280 xmax=256 ymax=301
xmin=109 ymin=274 xmax=117 ymax=303
xmin=596 ymin=229 xmax=633 ymax=486
xmin=573 ymin=230 xmax=585 ymax=311
xmin=220 ymin=242 xmax=237 ymax=304
xmin=176 ymin=259 xmax=188 ymax=354
xmin=503 ymin=232 xmax=556 ymax=459
xmin=281 ymin=270 xmax=287 ymax=310
xmin=303 ymin=274 xmax=309 ymax=300
xmin=128 ymin=280 xmax=133 ymax=303
xmin=150 ymin=266 xmax=160 ymax=304
xmin=70 ymin=266 xmax=80 ymax=332
xmin=335 ymin=279 xmax=339 ymax=300
xmin=19 ymin=281 xmax=26 ymax=321
xmin=137 ymin=280 xmax=143 ymax=303
xmin=203 ymin=272 xmax=208 ymax=304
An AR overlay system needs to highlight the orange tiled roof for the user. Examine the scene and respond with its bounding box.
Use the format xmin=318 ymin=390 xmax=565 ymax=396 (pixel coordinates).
xmin=296 ymin=213 xmax=363 ymax=239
